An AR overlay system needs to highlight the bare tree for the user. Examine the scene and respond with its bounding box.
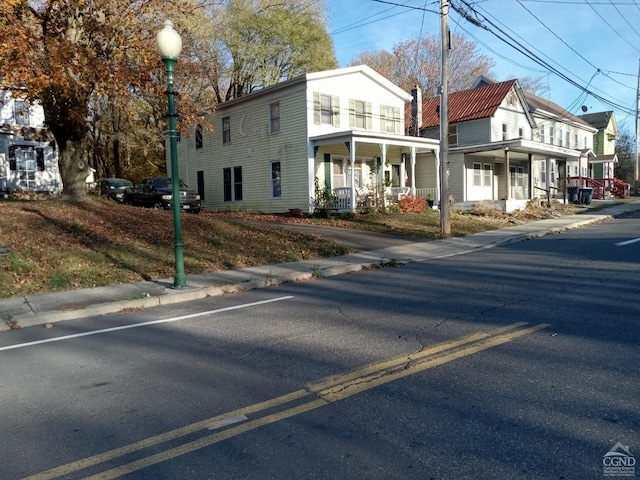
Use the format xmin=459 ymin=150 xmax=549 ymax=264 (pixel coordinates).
xmin=350 ymin=33 xmax=495 ymax=96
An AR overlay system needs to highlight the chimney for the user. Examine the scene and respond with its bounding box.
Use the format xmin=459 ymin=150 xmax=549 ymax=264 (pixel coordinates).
xmin=411 ymin=85 xmax=422 ymax=136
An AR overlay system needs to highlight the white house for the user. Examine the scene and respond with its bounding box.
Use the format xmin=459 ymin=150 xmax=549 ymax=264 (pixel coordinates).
xmin=0 ymin=89 xmax=61 ymax=194
xmin=171 ymin=65 xmax=440 ymax=213
xmin=411 ymin=77 xmax=597 ymax=211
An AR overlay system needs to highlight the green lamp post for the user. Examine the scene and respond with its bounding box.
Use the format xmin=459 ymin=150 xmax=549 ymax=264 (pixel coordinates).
xmin=156 ymin=20 xmax=186 ymax=288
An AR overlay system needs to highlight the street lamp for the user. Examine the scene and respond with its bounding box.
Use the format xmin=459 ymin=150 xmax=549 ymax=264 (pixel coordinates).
xmin=156 ymin=20 xmax=186 ymax=288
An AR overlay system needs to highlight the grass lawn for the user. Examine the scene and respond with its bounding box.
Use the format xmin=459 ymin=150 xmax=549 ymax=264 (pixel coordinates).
xmin=0 ymin=195 xmax=595 ymax=298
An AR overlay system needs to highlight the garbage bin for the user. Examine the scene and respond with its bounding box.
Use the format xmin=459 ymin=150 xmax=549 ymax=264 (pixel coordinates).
xmin=567 ymin=186 xmax=579 ymax=204
xmin=579 ymin=187 xmax=594 ymax=205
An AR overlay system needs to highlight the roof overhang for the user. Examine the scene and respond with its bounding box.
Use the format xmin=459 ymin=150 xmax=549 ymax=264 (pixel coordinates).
xmin=589 ymin=153 xmax=619 ymax=164
xmin=452 ymin=139 xmax=587 ymax=161
xmin=310 ymin=130 xmax=440 ymax=153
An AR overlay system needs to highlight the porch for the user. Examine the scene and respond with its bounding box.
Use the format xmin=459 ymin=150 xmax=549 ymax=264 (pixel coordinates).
xmin=310 ymin=130 xmax=440 ymax=214
xmin=329 ymin=186 xmax=439 ymax=212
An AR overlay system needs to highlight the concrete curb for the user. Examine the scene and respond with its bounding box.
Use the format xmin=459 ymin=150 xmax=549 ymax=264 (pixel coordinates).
xmin=1 ymin=203 xmax=638 ymax=332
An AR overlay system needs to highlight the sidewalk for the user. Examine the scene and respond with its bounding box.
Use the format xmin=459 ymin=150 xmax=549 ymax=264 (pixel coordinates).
xmin=2 ymin=200 xmax=639 ymax=331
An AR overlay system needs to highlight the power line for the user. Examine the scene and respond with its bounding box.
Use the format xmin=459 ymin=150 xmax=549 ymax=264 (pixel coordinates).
xmin=584 ymin=0 xmax=640 ymax=53
xmin=608 ymin=0 xmax=640 ymax=41
xmin=515 ymin=0 xmax=635 ymax=94
xmin=330 ymin=0 xmax=422 ymax=36
xmin=453 ymin=0 xmax=636 ymax=115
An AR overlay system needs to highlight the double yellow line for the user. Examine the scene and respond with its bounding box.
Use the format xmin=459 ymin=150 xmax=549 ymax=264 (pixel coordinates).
xmin=26 ymin=321 xmax=548 ymax=480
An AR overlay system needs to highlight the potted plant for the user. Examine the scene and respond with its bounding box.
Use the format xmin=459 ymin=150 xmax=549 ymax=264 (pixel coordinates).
xmin=426 ymin=193 xmax=434 ymax=208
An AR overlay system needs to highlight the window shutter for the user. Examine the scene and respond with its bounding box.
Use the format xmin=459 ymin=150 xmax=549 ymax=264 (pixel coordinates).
xmin=394 ymin=107 xmax=401 ymax=134
xmin=349 ymin=99 xmax=355 ymax=129
xmin=313 ymin=92 xmax=320 ymax=125
xmin=333 ymin=96 xmax=340 ymax=128
xmin=366 ymin=102 xmax=372 ymax=130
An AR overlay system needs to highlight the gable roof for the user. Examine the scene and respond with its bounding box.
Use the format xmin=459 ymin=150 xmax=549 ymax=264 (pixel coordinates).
xmin=524 ymin=92 xmax=594 ymax=129
xmin=419 ymin=80 xmax=518 ymax=128
xmin=577 ymin=111 xmax=616 ymax=130
xmin=213 ymin=65 xmax=411 ymax=112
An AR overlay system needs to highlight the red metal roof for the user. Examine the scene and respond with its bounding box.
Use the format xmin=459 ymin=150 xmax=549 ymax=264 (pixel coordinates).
xmin=409 ymin=80 xmax=517 ymax=130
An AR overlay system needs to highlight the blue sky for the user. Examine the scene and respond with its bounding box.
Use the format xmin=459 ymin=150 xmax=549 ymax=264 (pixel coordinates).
xmin=327 ymin=0 xmax=640 ymax=134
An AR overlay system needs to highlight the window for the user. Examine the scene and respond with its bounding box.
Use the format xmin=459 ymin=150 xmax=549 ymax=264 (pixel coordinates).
xmin=518 ymin=127 xmax=524 ymax=138
xmin=8 ymin=146 xmax=43 ymax=190
xmin=549 ymin=126 xmax=554 ymax=145
xmin=473 ymin=163 xmax=482 ymax=187
xmin=539 ymin=125 xmax=545 ymax=142
xmin=583 ymin=136 xmax=588 ymax=148
xmin=448 ymin=125 xmax=458 ymax=146
xmin=195 ymin=124 xmax=203 ymax=149
xmin=321 ymin=94 xmax=332 ymax=124
xmin=567 ymin=165 xmax=571 ymax=176
xmin=270 ymin=103 xmax=280 ymax=134
xmin=541 ymin=162 xmax=546 ymax=184
xmin=222 ymin=117 xmax=231 ymax=144
xmin=271 ymin=162 xmax=281 ymax=198
xmin=558 ymin=129 xmax=563 ymax=147
xmin=14 ymin=100 xmax=30 ymax=126
xmin=350 ymin=100 xmax=371 ymax=130
xmin=517 ymin=166 xmax=524 ymax=187
xmin=314 ymin=93 xmax=340 ymax=126
xmin=381 ymin=105 xmax=400 ymax=134
xmin=502 ymin=123 xmax=508 ymax=141
xmin=332 ymin=159 xmax=345 ymax=187
xmin=197 ymin=170 xmax=205 ymax=201
xmin=551 ymin=162 xmax=555 ymax=183
xmin=223 ymin=166 xmax=242 ymax=201
xmin=234 ymin=166 xmax=242 ymax=200
xmin=510 ymin=166 xmax=524 ymax=188
xmin=483 ymin=164 xmax=492 ymax=186
xmin=566 ymin=131 xmax=570 ymax=148
xmin=574 ymin=134 xmax=578 ymax=149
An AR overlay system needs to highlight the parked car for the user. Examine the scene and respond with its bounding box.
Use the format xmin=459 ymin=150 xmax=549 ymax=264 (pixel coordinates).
xmin=123 ymin=177 xmax=201 ymax=213
xmin=97 ymin=178 xmax=134 ymax=203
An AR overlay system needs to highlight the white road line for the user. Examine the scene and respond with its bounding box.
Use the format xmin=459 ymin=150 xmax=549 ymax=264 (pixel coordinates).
xmin=614 ymin=238 xmax=640 ymax=247
xmin=0 ymin=296 xmax=294 ymax=352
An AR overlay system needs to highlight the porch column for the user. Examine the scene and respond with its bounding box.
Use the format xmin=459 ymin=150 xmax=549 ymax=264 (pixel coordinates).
xmin=350 ymin=138 xmax=356 ymax=212
xmin=410 ymin=146 xmax=417 ymax=195
xmin=379 ymin=143 xmax=388 ymax=208
xmin=307 ymin=143 xmax=317 ymax=215
xmin=528 ymin=153 xmax=533 ymax=200
xmin=434 ymin=148 xmax=440 ymax=205
xmin=504 ymin=147 xmax=511 ymax=200
xmin=545 ymin=156 xmax=551 ymax=205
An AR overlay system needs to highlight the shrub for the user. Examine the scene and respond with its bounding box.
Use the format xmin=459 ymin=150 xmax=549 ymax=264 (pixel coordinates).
xmin=396 ymin=194 xmax=427 ymax=213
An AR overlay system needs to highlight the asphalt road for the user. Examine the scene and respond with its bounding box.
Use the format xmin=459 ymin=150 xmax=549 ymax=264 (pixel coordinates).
xmin=0 ymin=213 xmax=638 ymax=480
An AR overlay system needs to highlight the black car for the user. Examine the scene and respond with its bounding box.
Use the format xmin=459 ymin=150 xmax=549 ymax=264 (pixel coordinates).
xmin=123 ymin=177 xmax=201 ymax=213
xmin=97 ymin=178 xmax=134 ymax=203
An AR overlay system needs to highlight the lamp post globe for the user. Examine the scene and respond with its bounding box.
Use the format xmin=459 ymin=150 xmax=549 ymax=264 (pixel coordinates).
xmin=157 ymin=20 xmax=186 ymax=288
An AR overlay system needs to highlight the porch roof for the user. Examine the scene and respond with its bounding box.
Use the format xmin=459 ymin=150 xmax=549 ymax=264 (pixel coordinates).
xmin=310 ymin=129 xmax=440 ymax=153
xmin=451 ymin=138 xmax=587 ymax=161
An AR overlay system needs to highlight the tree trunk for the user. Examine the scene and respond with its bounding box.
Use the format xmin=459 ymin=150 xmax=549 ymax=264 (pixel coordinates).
xmin=58 ymin=139 xmax=90 ymax=202
xmin=113 ymin=138 xmax=122 ymax=179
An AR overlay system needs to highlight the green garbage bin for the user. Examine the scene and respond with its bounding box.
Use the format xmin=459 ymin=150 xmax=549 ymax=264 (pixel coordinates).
xmin=579 ymin=187 xmax=594 ymax=205
xmin=567 ymin=186 xmax=579 ymax=204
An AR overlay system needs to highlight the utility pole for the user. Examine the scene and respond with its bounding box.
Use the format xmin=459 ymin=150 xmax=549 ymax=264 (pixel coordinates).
xmin=439 ymin=0 xmax=451 ymax=235
xmin=635 ymin=59 xmax=639 ymax=195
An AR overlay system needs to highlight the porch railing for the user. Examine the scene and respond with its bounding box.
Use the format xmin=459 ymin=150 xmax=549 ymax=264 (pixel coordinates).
xmin=568 ymin=176 xmax=606 ymax=199
xmin=415 ymin=188 xmax=438 ymax=200
xmin=329 ymin=186 xmax=440 ymax=212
